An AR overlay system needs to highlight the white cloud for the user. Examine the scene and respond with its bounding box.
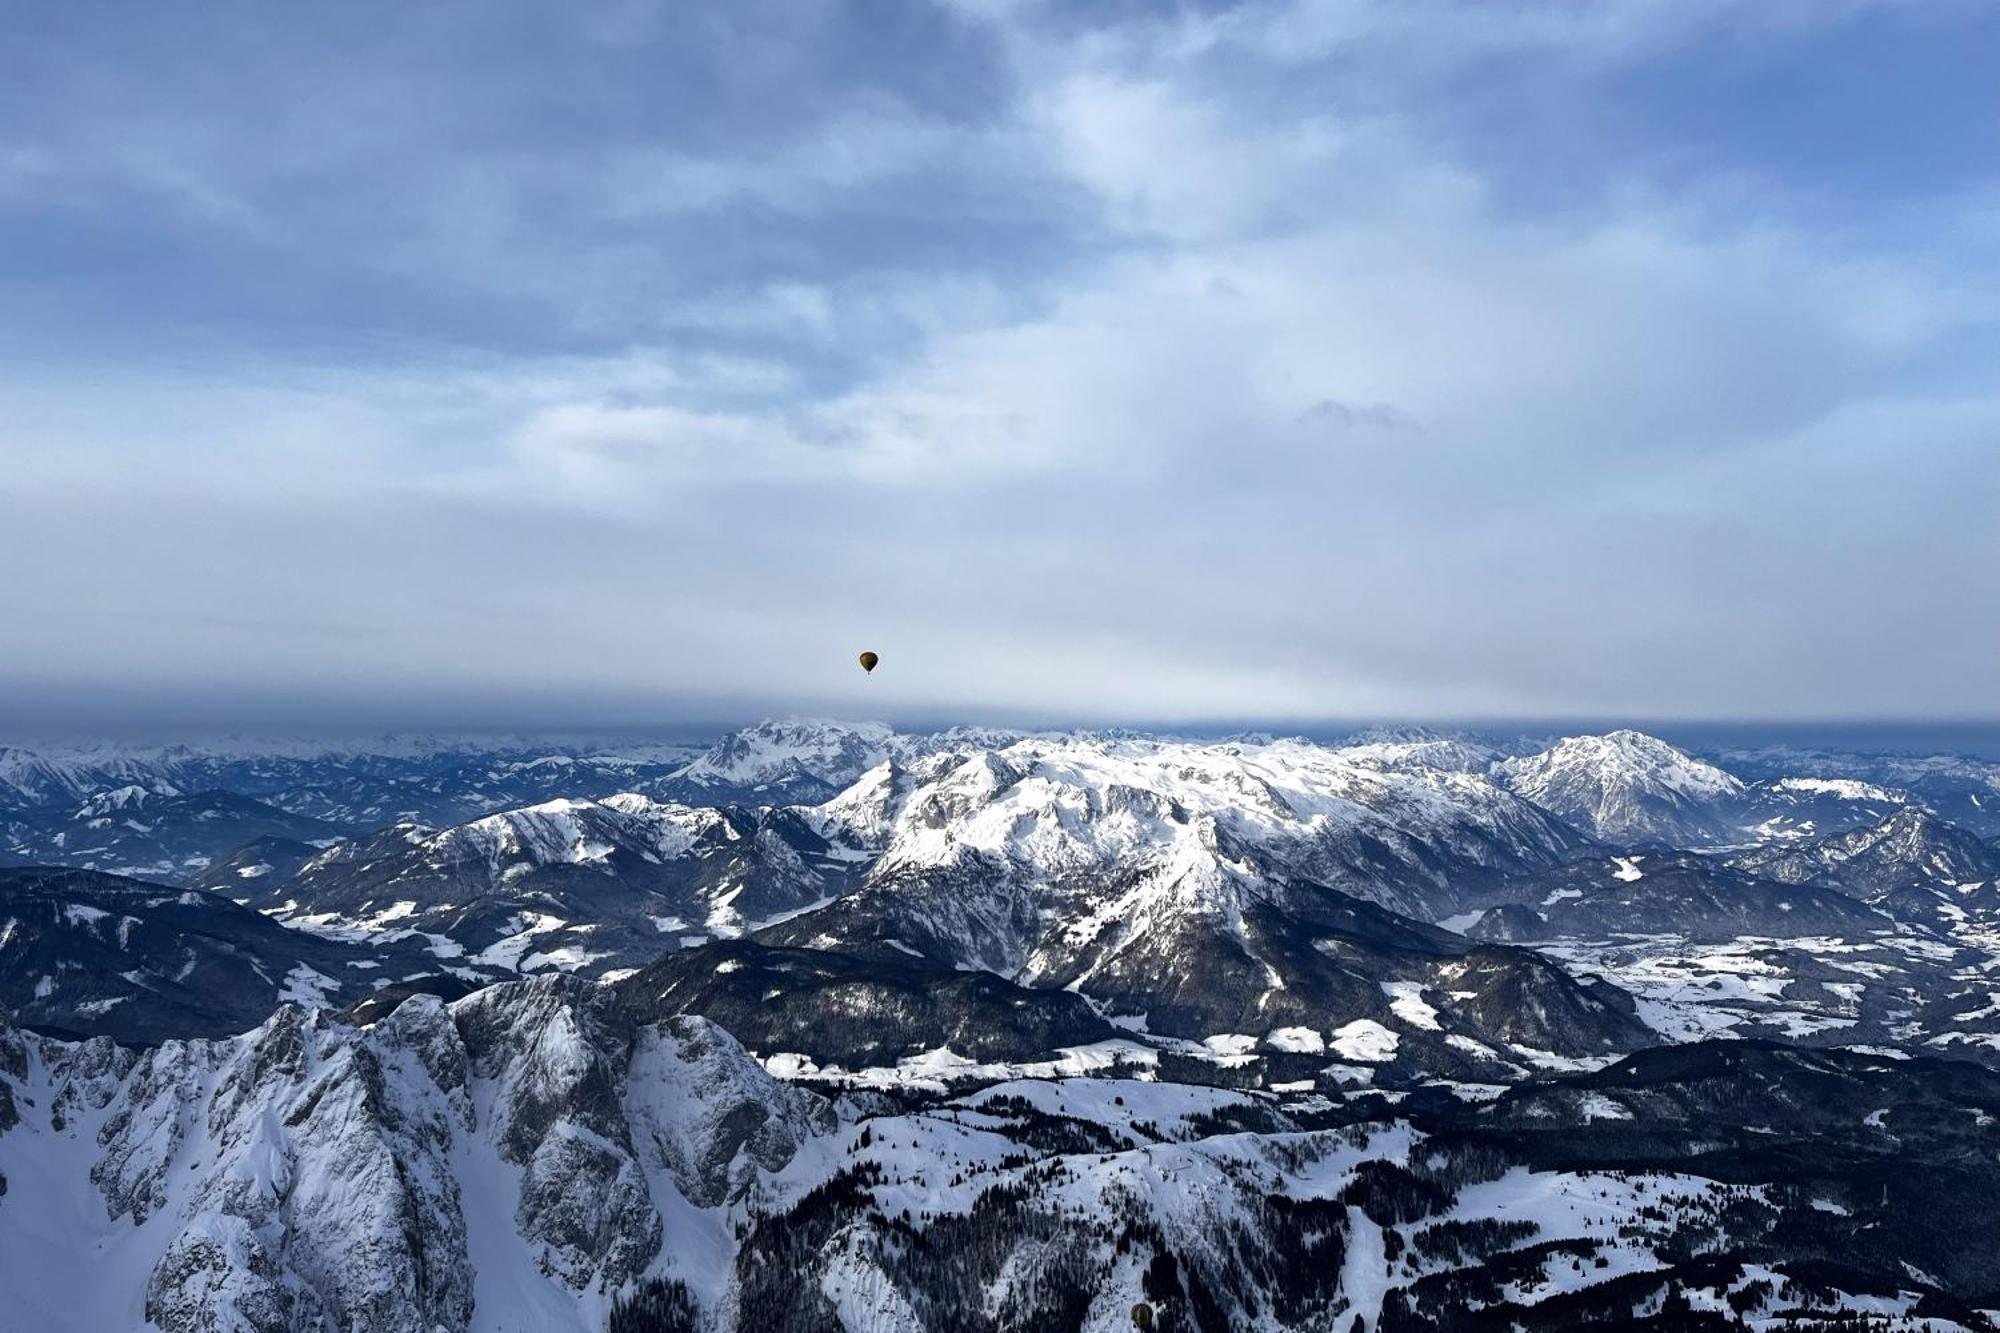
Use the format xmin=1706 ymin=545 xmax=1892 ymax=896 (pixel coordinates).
xmin=0 ymin=0 xmax=1993 ymax=724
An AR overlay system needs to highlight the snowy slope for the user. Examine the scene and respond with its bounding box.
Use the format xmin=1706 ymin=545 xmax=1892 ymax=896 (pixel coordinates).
xmin=0 ymin=735 xmax=708 ymax=832
xmin=1737 ymin=775 xmax=1916 ymax=842
xmin=1720 ymin=745 xmax=2000 ymax=838
xmin=0 ymin=786 xmax=347 ymax=884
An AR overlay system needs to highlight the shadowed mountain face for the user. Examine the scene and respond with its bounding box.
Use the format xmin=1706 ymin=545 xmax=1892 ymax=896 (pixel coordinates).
xmin=1492 ymin=1038 xmax=2000 ymax=1134
xmin=621 ymin=939 xmax=1127 ymax=1068
xmin=188 ymin=798 xmax=864 ymax=986
xmin=0 ymin=741 xmax=713 ymax=831
xmin=0 ymin=867 xmax=433 ymax=1043
xmin=1718 ymin=747 xmax=2000 ymax=839
xmin=0 ymin=787 xmax=345 ymax=885
xmin=756 ymin=867 xmax=1651 ymax=1077
xmin=1736 ymin=775 xmax=1915 ymax=842
xmin=248 ymin=797 xmax=850 ymax=928
xmin=1464 ymin=853 xmax=1892 ymax=945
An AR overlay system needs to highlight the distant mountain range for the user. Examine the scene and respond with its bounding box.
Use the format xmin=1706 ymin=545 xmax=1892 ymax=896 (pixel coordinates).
xmin=4 ymin=720 xmax=2000 ymax=1330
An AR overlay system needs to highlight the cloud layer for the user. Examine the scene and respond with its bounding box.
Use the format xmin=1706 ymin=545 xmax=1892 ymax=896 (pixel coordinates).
xmin=2 ymin=0 xmax=1995 ymax=729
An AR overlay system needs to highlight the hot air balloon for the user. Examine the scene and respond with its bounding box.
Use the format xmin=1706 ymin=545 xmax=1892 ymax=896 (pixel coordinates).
xmin=858 ymin=651 xmax=879 ymax=674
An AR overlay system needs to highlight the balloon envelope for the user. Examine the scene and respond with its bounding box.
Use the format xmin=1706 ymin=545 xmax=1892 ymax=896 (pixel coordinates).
xmin=858 ymin=651 xmax=879 ymax=674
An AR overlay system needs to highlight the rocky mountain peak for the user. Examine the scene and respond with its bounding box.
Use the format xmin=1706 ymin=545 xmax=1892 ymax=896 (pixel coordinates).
xmin=1500 ymin=730 xmax=1747 ymax=844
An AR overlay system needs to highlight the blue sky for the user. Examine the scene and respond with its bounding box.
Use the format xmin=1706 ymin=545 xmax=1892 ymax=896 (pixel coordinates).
xmin=1 ymin=0 xmax=1995 ymax=730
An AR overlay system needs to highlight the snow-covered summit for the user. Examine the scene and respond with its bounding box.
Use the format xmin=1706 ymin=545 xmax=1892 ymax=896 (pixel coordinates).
xmin=1771 ymin=776 xmax=1906 ymax=804
xmin=767 ymin=732 xmax=1638 ymax=1054
xmin=1500 ymin=729 xmax=1747 ymax=844
xmin=1335 ymin=733 xmax=1506 ymax=775
xmin=661 ymin=718 xmax=907 ymax=806
xmin=426 ymin=794 xmax=715 ymax=873
xmin=815 ymin=733 xmax=1581 ymax=918
xmin=72 ymin=782 xmax=184 ymax=817
xmin=660 ymin=718 xmax=1031 ymax=806
xmin=0 ymin=745 xmax=189 ymax=807
xmin=676 ymin=718 xmax=898 ymax=784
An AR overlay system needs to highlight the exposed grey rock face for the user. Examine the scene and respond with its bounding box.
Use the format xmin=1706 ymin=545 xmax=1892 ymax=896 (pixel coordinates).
xmin=625 ymin=1014 xmax=837 ymax=1208
xmin=0 ymin=981 xmax=830 ymax=1332
xmin=87 ymin=1002 xmax=475 ymax=1333
xmin=456 ymin=976 xmax=662 ymax=1289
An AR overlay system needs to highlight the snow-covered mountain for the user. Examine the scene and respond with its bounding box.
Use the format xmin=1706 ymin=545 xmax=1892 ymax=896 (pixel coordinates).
xmin=1498 ymin=729 xmax=1747 ymax=845
xmin=165 ymin=726 xmax=2000 ymax=1073
xmin=1720 ymin=745 xmax=2000 ymax=838
xmin=810 ymin=734 xmax=1588 ymax=921
xmin=8 ymin=993 xmax=2000 ymax=1332
xmin=653 ymin=718 xmax=1030 ymax=807
xmin=0 ymin=736 xmax=709 ymax=833
xmin=0 ymin=981 xmax=831 ymax=1332
xmin=657 ymin=718 xmax=908 ymax=805
xmin=0 ymin=745 xmax=192 ymax=809
xmin=191 ymin=728 xmax=1599 ymax=998
xmin=10 ymin=723 xmax=2000 ymax=1329
xmin=742 ymin=736 xmax=1643 ymax=1072
xmin=1328 ymin=731 xmax=1507 ymax=774
xmin=1736 ymin=775 xmax=1916 ymax=842
xmin=252 ymin=747 xmax=710 ymax=830
xmin=1730 ymin=808 xmax=2000 ymax=942
xmin=177 ymin=735 xmax=1641 ymax=1080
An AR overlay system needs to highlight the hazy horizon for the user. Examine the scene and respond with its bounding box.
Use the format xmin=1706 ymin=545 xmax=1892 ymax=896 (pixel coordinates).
xmin=7 ymin=703 xmax=2000 ymax=763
